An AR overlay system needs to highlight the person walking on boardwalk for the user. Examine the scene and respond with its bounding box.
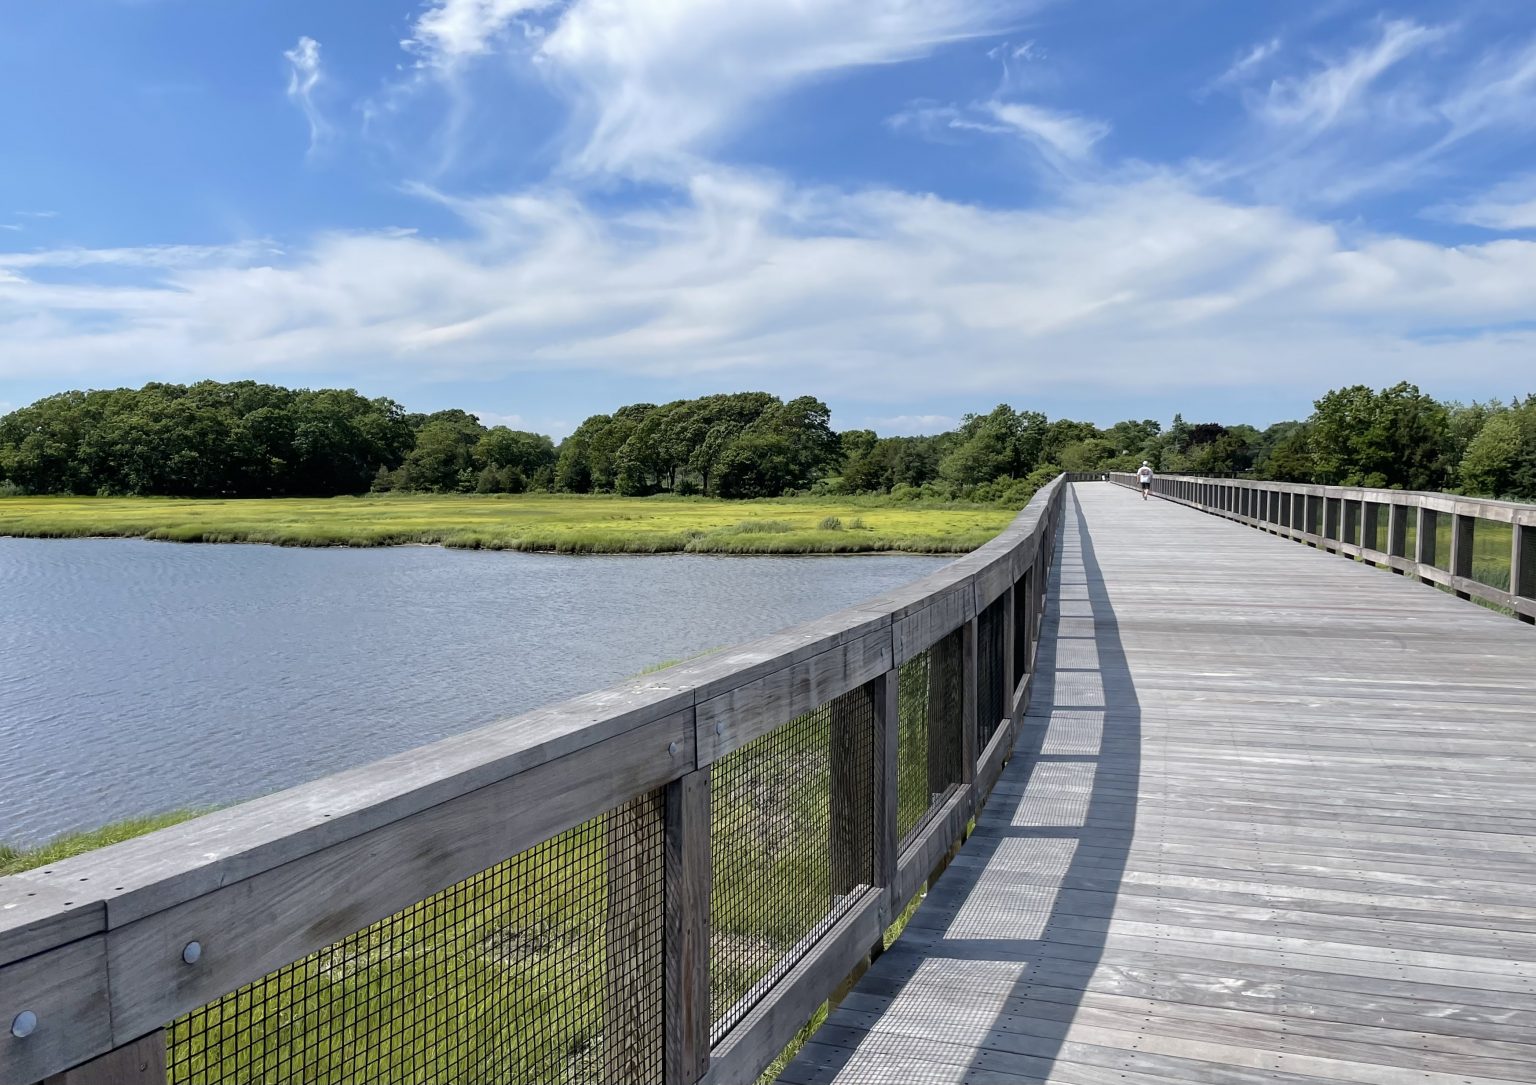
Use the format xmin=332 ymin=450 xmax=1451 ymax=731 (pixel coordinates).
xmin=1137 ymin=461 xmax=1154 ymax=500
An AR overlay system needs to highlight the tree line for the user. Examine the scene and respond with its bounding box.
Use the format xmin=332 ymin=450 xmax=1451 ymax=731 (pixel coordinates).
xmin=1 ymin=379 xmax=1533 ymax=502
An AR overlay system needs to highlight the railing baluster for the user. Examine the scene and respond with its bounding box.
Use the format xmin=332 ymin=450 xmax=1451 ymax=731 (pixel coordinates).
xmin=664 ymin=770 xmax=711 ymax=1085
xmin=1515 ymin=524 xmax=1535 ymax=625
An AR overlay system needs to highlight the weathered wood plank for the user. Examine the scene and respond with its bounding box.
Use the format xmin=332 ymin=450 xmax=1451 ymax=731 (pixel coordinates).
xmin=104 ymin=709 xmax=693 ymax=1042
xmin=0 ymin=937 xmax=111 ymax=1085
xmin=43 ymin=1031 xmax=165 ymax=1085
xmin=778 ymin=482 xmax=1536 ymax=1085
xmin=665 ymin=770 xmax=711 ymax=1085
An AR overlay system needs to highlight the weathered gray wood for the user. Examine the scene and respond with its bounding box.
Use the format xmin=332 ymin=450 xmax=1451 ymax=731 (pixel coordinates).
xmin=890 ymin=787 xmax=970 ymax=920
xmin=665 ymin=770 xmax=711 ymax=1085
xmin=4 ymin=680 xmax=697 ymax=935
xmin=829 ymin=686 xmax=875 ymax=898
xmin=605 ymin=789 xmax=664 ymax=1084
xmin=0 ymin=889 xmax=104 ymax=971
xmin=43 ymin=1031 xmax=164 ymax=1085
xmin=701 ymin=890 xmax=885 ymax=1085
xmin=695 ymin=630 xmax=892 ymax=765
xmin=1518 ymin=524 xmax=1536 ymax=624
xmin=104 ymin=709 xmax=693 ymax=1042
xmin=872 ymin=671 xmax=899 ymax=905
xmin=0 ymin=478 xmax=1070 ymax=1085
xmin=0 ymin=937 xmax=111 ymax=1085
xmin=960 ymin=617 xmax=977 ymax=784
xmin=924 ymin=631 xmax=959 ymax=798
xmin=889 ymin=587 xmax=971 ymax=666
xmin=779 ymin=482 xmax=1536 ymax=1085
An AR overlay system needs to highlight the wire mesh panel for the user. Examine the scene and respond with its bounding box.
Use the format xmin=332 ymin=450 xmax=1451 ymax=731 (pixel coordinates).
xmin=168 ymin=795 xmax=666 ymax=1085
xmin=976 ymin=596 xmax=1007 ymax=751
xmin=894 ymin=629 xmax=965 ymax=846
xmin=709 ymin=687 xmax=876 ymax=1038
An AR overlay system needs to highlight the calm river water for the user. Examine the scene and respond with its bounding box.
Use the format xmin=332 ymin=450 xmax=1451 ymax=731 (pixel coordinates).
xmin=0 ymin=539 xmax=946 ymax=846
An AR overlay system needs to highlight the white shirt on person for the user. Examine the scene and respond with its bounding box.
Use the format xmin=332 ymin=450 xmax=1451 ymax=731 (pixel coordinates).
xmin=1137 ymin=467 xmax=1153 ymax=483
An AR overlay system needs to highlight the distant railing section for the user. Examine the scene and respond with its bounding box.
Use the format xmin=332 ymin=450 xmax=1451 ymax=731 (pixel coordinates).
xmin=1107 ymin=472 xmax=1536 ymax=624
xmin=0 ymin=479 xmax=1066 ymax=1085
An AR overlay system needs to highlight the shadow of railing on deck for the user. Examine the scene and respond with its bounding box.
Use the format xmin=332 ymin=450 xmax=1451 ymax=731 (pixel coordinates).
xmin=780 ymin=486 xmax=1143 ymax=1082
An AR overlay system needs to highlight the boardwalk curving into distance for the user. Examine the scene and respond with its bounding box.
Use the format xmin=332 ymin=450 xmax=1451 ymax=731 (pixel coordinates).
xmin=779 ymin=482 xmax=1536 ymax=1085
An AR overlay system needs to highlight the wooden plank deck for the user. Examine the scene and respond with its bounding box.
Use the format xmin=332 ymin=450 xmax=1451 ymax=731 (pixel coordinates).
xmin=778 ymin=481 xmax=1536 ymax=1085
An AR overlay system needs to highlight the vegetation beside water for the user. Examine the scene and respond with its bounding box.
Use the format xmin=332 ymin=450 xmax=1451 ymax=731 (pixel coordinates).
xmin=0 ymin=810 xmax=203 ymax=876
xmin=0 ymin=492 xmax=1014 ymax=554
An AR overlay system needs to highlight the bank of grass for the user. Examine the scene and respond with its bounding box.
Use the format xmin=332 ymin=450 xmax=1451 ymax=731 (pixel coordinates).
xmin=0 ymin=810 xmax=204 ymax=875
xmin=0 ymin=493 xmax=1013 ymax=555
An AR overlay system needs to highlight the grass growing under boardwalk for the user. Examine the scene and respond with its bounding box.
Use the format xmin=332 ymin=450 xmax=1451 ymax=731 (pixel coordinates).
xmin=0 ymin=493 xmax=1013 ymax=555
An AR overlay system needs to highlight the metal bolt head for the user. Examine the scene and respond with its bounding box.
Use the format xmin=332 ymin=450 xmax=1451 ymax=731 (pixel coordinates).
xmin=10 ymin=1011 xmax=37 ymax=1039
xmin=668 ymin=740 xmax=681 ymax=756
xmin=182 ymin=940 xmax=203 ymax=965
xmin=714 ymin=721 xmax=725 ymax=736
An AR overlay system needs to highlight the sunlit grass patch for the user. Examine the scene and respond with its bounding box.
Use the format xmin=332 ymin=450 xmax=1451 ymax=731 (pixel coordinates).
xmin=0 ymin=493 xmax=1016 ymax=555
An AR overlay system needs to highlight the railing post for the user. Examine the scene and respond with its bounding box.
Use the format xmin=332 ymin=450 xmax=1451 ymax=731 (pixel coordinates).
xmin=664 ymin=770 xmax=711 ymax=1085
xmin=872 ymin=669 xmax=899 ymax=914
xmin=41 ymin=1032 xmax=166 ymax=1085
xmin=961 ymin=616 xmax=978 ymax=791
xmin=1450 ymin=513 xmax=1475 ymax=600
xmin=1416 ymin=507 xmax=1437 ymax=584
xmin=1388 ymin=503 xmax=1407 ymax=573
xmin=608 ymin=789 xmax=667 ymax=1084
xmin=830 ymin=687 xmax=876 ymax=899
xmin=1515 ymin=524 xmax=1536 ymax=625
xmin=1000 ymin=585 xmax=1017 ymax=734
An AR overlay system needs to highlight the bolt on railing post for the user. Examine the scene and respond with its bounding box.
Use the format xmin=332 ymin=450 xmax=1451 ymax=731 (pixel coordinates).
xmin=664 ymin=769 xmax=711 ymax=1085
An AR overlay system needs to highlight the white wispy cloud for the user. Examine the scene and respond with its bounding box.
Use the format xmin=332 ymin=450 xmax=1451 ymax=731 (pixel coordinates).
xmin=866 ymin=414 xmax=961 ymax=435
xmin=510 ymin=0 xmax=1025 ymax=174
xmin=1205 ymin=37 xmax=1281 ymax=94
xmin=404 ymin=0 xmax=557 ymax=69
xmin=987 ymin=101 xmax=1108 ymax=162
xmin=887 ymin=97 xmax=1107 ymax=171
xmin=2 ymin=176 xmax=1531 ymax=402
xmin=1429 ymin=175 xmax=1536 ymax=231
xmin=284 ymin=36 xmax=329 ymax=153
xmin=1252 ymin=19 xmax=1444 ymax=134
xmin=1215 ymin=20 xmax=1536 ymax=207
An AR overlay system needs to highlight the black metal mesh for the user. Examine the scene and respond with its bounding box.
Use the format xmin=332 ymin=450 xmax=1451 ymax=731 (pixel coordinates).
xmin=894 ymin=630 xmax=964 ymax=846
xmin=976 ymin=596 xmax=1007 ymax=751
xmin=709 ymin=687 xmax=876 ymax=1038
xmin=167 ymin=796 xmax=666 ymax=1085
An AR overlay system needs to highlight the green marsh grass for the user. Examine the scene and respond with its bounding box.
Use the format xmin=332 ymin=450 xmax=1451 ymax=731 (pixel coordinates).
xmin=0 ymin=493 xmax=1012 ymax=555
xmin=0 ymin=811 xmax=205 ymax=875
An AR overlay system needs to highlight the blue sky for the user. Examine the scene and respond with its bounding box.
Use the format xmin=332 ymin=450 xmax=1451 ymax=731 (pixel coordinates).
xmin=2 ymin=0 xmax=1534 ymax=437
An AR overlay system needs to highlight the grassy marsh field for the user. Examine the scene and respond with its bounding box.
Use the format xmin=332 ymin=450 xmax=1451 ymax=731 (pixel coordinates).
xmin=0 ymin=493 xmax=1014 ymax=554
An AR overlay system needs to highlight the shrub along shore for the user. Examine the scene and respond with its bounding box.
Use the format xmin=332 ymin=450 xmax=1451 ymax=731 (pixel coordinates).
xmin=0 ymin=492 xmax=1015 ymax=554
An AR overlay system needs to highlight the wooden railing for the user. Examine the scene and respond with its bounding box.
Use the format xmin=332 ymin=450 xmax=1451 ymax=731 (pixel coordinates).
xmin=0 ymin=477 xmax=1067 ymax=1085
xmin=1108 ymin=472 xmax=1536 ymax=624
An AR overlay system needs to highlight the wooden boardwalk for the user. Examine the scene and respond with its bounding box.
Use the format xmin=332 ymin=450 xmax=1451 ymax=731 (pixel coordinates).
xmin=779 ymin=482 xmax=1536 ymax=1085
